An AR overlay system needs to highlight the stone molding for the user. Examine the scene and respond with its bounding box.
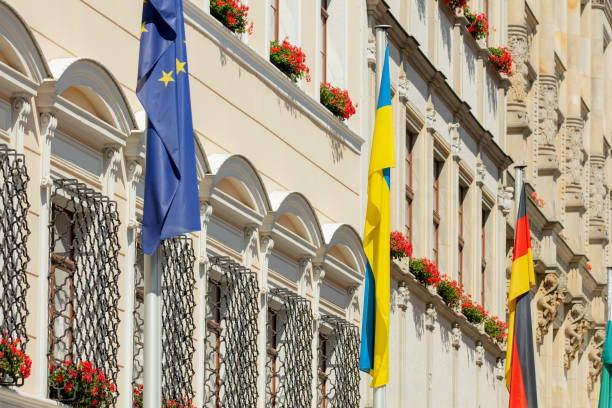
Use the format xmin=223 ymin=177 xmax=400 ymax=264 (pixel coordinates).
xmin=589 ymin=156 xmax=607 ymax=238
xmin=565 ymin=118 xmax=587 ymax=210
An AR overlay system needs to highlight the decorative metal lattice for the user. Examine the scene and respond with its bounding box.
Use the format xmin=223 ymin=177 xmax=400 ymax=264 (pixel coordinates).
xmin=266 ymin=288 xmax=313 ymax=408
xmin=132 ymin=241 xmax=145 ymax=389
xmin=48 ymin=179 xmax=121 ymax=404
xmin=0 ymin=144 xmax=31 ymax=387
xmin=203 ymin=256 xmax=260 ymax=407
xmin=161 ymin=237 xmax=196 ymax=404
xmin=318 ymin=315 xmax=360 ymax=408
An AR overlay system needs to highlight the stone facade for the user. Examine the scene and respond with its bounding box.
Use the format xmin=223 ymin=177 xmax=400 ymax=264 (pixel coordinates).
xmin=504 ymin=1 xmax=612 ymax=407
xmin=0 ymin=0 xmax=609 ymax=407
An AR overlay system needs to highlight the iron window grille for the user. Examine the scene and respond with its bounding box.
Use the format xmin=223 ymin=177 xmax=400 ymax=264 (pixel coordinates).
xmin=48 ymin=179 xmax=121 ymax=404
xmin=160 ymin=236 xmax=196 ymax=404
xmin=266 ymin=288 xmax=313 ymax=408
xmin=203 ymin=256 xmax=260 ymax=408
xmin=0 ymin=144 xmax=31 ymax=387
xmin=132 ymin=241 xmax=144 ymax=390
xmin=317 ymin=315 xmax=360 ymax=408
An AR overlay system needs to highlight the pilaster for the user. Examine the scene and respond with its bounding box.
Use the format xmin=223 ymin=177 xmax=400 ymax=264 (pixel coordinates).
xmin=11 ymin=95 xmax=30 ymax=154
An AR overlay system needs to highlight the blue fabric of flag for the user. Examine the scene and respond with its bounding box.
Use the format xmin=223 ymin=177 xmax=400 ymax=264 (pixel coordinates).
xmin=137 ymin=0 xmax=200 ymax=254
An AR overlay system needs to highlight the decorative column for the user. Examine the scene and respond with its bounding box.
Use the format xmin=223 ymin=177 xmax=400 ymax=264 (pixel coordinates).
xmin=449 ymin=122 xmax=461 ymax=283
xmin=310 ymin=265 xmax=325 ymax=408
xmin=257 ymin=235 xmax=274 ymax=408
xmin=123 ymin=159 xmax=142 ymax=408
xmin=195 ymin=200 xmax=213 ymax=408
xmin=103 ymin=145 xmax=121 ymax=198
xmin=11 ymin=96 xmax=31 ymax=154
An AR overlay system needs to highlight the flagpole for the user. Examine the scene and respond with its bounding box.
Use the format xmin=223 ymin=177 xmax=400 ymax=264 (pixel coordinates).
xmin=608 ymin=266 xmax=612 ymax=321
xmin=373 ymin=23 xmax=391 ymax=408
xmin=144 ymin=249 xmax=162 ymax=408
xmin=514 ymin=163 xmax=527 ymax=216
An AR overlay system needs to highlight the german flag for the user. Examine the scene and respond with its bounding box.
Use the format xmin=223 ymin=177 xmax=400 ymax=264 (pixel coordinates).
xmin=505 ymin=185 xmax=538 ymax=408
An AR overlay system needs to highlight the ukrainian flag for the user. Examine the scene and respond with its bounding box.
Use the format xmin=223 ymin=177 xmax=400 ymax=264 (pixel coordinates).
xmin=505 ymin=185 xmax=538 ymax=407
xmin=360 ymin=45 xmax=395 ymax=388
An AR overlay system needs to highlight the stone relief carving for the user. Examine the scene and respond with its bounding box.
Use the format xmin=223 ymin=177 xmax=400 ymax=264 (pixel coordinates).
xmin=425 ymin=104 xmax=436 ymax=131
xmin=475 ymin=341 xmax=485 ymax=366
xmin=587 ymin=329 xmax=606 ymax=392
xmin=498 ymin=186 xmax=514 ymax=216
xmin=451 ymin=323 xmax=461 ymax=349
xmin=508 ymin=31 xmax=530 ymax=103
xmin=395 ymin=282 xmax=410 ymax=312
xmin=495 ymin=358 xmax=505 ymax=381
xmin=564 ymin=303 xmax=591 ymax=369
xmin=39 ymin=111 xmax=57 ymax=188
xmin=367 ymin=40 xmax=376 ymax=67
xmin=538 ymin=79 xmax=559 ymax=147
xmin=590 ymin=160 xmax=606 ymax=218
xmin=127 ymin=160 xmax=143 ymax=231
xmin=198 ymin=200 xmax=213 ymax=265
xmin=12 ymin=96 xmax=31 ymax=154
xmin=565 ymin=125 xmax=586 ymax=186
xmin=535 ymin=273 xmax=566 ymax=344
xmin=425 ymin=303 xmax=437 ymax=331
xmin=531 ymin=233 xmax=541 ymax=261
xmin=450 ymin=123 xmax=461 ymax=159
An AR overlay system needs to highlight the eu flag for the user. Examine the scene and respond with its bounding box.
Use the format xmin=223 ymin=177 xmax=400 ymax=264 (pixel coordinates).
xmin=137 ymin=0 xmax=200 ymax=254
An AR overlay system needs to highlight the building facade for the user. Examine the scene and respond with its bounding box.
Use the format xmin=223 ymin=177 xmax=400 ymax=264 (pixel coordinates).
xmin=0 ymin=0 xmax=609 ymax=408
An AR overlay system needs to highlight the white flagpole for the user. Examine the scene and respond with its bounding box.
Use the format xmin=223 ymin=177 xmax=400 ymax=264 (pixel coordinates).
xmin=373 ymin=23 xmax=391 ymax=408
xmin=514 ymin=164 xmax=527 ymax=217
xmin=144 ymin=249 xmax=162 ymax=408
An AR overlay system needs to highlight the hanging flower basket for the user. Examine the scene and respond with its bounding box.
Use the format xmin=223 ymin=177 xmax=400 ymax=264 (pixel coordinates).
xmin=0 ymin=336 xmax=31 ymax=386
xmin=464 ymin=7 xmax=489 ymax=40
xmin=209 ymin=0 xmax=253 ymax=35
xmin=270 ymin=38 xmax=311 ymax=82
xmin=488 ymin=46 xmax=512 ymax=75
xmin=320 ymin=83 xmax=357 ymax=120
xmin=49 ymin=361 xmax=115 ymax=407
xmin=133 ymin=384 xmax=196 ymax=408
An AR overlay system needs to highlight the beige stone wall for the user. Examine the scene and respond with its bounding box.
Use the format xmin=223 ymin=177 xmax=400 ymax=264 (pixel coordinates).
xmin=505 ymin=1 xmax=612 ymax=407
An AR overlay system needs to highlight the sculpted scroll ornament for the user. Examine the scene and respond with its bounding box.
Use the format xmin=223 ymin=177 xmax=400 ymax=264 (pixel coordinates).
xmin=538 ymin=81 xmax=558 ymax=147
xmin=535 ymin=274 xmax=566 ymax=344
xmin=587 ymin=329 xmax=606 ymax=392
xmin=508 ymin=32 xmax=530 ymax=103
xmin=590 ymin=161 xmax=606 ymax=218
xmin=566 ymin=126 xmax=586 ymax=186
xmin=564 ymin=303 xmax=591 ymax=369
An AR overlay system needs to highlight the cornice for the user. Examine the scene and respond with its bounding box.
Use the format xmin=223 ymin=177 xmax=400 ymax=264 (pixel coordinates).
xmin=183 ymin=1 xmax=364 ymax=154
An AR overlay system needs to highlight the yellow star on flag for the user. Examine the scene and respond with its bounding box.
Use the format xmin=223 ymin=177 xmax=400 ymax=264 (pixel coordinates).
xmin=141 ymin=22 xmax=148 ymax=33
xmin=176 ymin=59 xmax=187 ymax=75
xmin=158 ymin=70 xmax=175 ymax=87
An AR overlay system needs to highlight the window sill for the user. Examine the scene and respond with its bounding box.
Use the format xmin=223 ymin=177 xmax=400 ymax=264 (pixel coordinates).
xmin=182 ymin=1 xmax=364 ymax=153
xmin=0 ymin=388 xmax=69 ymax=408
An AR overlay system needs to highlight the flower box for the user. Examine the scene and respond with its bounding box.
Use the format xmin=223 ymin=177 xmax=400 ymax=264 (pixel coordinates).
xmin=464 ymin=7 xmax=489 ymax=40
xmin=133 ymin=384 xmax=195 ymax=408
xmin=390 ymin=231 xmax=413 ymax=261
xmin=488 ymin=46 xmax=512 ymax=75
xmin=444 ymin=0 xmax=467 ymax=10
xmin=209 ymin=0 xmax=253 ymax=35
xmin=269 ymin=38 xmax=311 ymax=82
xmin=320 ymin=83 xmax=357 ymax=121
xmin=484 ymin=316 xmax=508 ymax=345
xmin=49 ymin=361 xmax=115 ymax=407
xmin=0 ymin=337 xmax=31 ymax=387
xmin=460 ymin=296 xmax=486 ymax=324
xmin=436 ymin=275 xmax=464 ymax=308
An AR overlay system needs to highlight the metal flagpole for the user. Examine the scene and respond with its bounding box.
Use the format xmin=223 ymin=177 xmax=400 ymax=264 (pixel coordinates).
xmin=373 ymin=23 xmax=391 ymax=408
xmin=514 ymin=163 xmax=527 ymax=217
xmin=144 ymin=249 xmax=162 ymax=408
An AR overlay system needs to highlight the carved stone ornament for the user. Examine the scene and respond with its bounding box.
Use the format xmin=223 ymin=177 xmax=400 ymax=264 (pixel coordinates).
xmin=589 ymin=159 xmax=606 ymax=219
xmin=564 ymin=303 xmax=591 ymax=369
xmin=425 ymin=303 xmax=437 ymax=331
xmin=498 ymin=186 xmax=514 ymax=216
xmin=198 ymin=200 xmax=213 ymax=265
xmin=565 ymin=124 xmax=586 ymax=186
xmin=259 ymin=235 xmax=274 ymax=293
xmin=587 ymin=329 xmax=606 ymax=392
xmin=39 ymin=111 xmax=58 ymax=188
xmin=507 ymin=29 xmax=530 ymax=103
xmin=450 ymin=123 xmax=461 ymax=159
xmin=475 ymin=341 xmax=485 ymax=366
xmin=451 ymin=323 xmax=461 ymax=349
xmin=127 ymin=160 xmax=143 ymax=231
xmin=367 ymin=40 xmax=376 ymax=67
xmin=495 ymin=358 xmax=505 ymax=381
xmin=395 ymin=282 xmax=410 ymax=312
xmin=535 ymin=273 xmax=566 ymax=344
xmin=426 ymin=104 xmax=436 ymax=131
xmin=398 ymin=79 xmax=411 ymax=103
xmin=530 ymin=233 xmax=541 ymax=261
xmin=12 ymin=96 xmax=31 ymax=154
xmin=475 ymin=160 xmax=485 ymax=186
xmin=538 ymin=78 xmax=559 ymax=147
